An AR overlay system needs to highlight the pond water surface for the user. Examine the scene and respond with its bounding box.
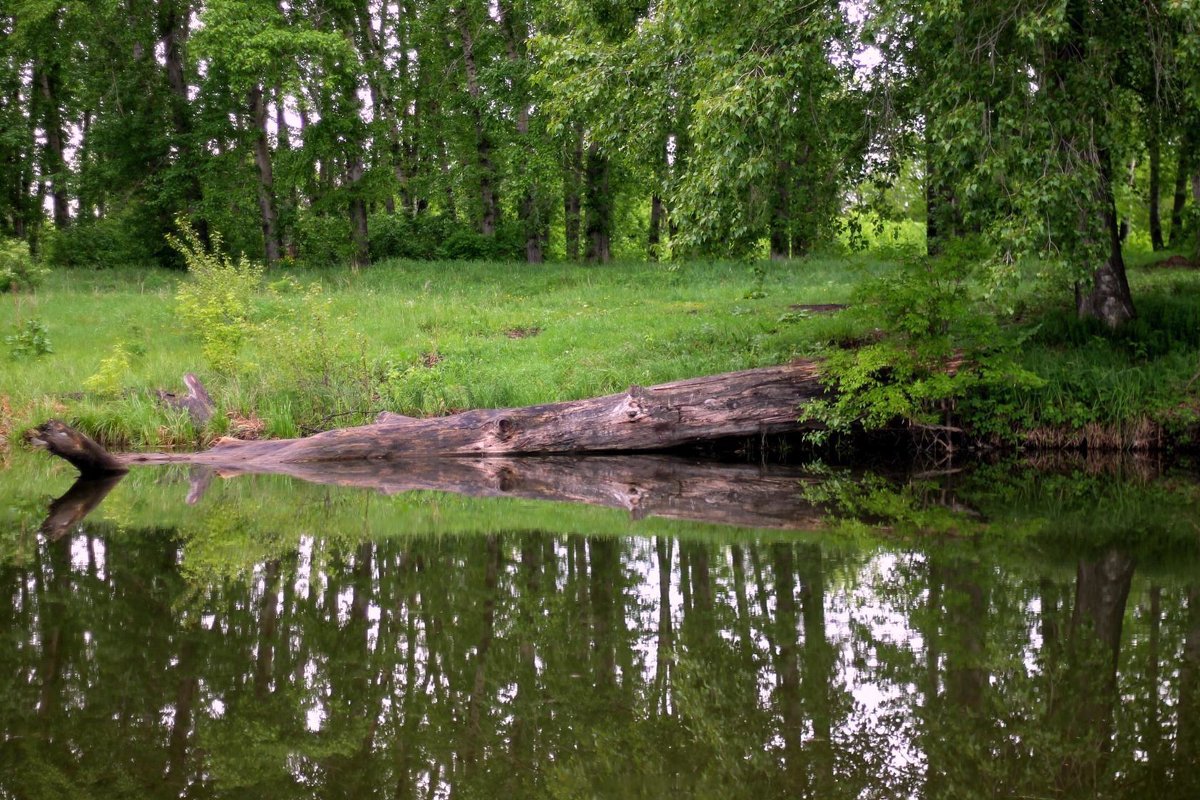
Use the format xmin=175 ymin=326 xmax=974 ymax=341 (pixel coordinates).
xmin=1 ymin=452 xmax=1198 ymax=798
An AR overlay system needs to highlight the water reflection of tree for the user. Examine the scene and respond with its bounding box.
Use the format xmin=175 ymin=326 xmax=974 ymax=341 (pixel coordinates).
xmin=1 ymin=525 xmax=1198 ymax=799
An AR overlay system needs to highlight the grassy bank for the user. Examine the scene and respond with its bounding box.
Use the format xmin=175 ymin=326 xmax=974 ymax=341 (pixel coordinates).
xmin=2 ymin=249 xmax=1199 ymax=454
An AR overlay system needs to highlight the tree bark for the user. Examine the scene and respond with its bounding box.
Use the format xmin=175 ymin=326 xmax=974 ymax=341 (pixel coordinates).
xmin=584 ymin=141 xmax=612 ymax=263
xmin=248 ymin=85 xmax=282 ymax=266
xmin=1169 ymin=134 xmax=1191 ymax=248
xmin=1148 ymin=121 xmax=1164 ymax=251
xmin=33 ymin=63 xmax=70 ymax=229
xmin=455 ymin=5 xmax=498 ymax=236
xmin=564 ymin=127 xmax=584 ymax=261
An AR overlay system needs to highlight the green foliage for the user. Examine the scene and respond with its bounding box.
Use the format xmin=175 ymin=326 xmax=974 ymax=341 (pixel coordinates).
xmin=41 ymin=217 xmax=157 ymax=269
xmin=83 ymin=343 xmax=133 ymax=396
xmin=0 ymin=239 xmax=46 ymax=293
xmin=802 ymin=247 xmax=1044 ymax=439
xmin=170 ymin=220 xmax=265 ymax=374
xmin=5 ymin=319 xmax=52 ymax=359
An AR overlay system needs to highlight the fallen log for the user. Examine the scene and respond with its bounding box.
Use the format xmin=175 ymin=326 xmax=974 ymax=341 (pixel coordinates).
xmin=31 ymin=361 xmax=826 ymax=474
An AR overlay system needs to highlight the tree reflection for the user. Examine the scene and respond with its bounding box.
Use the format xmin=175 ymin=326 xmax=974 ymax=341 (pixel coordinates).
xmin=0 ymin=521 xmax=1198 ymax=799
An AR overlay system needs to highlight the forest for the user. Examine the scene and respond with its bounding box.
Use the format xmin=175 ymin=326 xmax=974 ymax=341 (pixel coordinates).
xmin=0 ymin=0 xmax=1196 ymax=324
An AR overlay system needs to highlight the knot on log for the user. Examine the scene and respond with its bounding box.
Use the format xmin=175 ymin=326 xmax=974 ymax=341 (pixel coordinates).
xmin=494 ymin=417 xmax=517 ymax=442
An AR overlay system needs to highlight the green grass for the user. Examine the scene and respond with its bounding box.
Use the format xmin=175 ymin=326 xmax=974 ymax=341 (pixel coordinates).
xmin=0 ymin=255 xmax=878 ymax=449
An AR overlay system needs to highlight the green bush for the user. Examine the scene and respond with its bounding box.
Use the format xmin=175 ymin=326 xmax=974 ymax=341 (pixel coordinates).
xmin=5 ymin=319 xmax=53 ymax=359
xmin=801 ymin=244 xmax=1042 ymax=440
xmin=170 ymin=219 xmax=265 ymax=374
xmin=293 ymin=213 xmax=353 ymax=268
xmin=42 ymin=217 xmax=157 ymax=269
xmin=368 ymin=212 xmax=524 ymax=262
xmin=0 ymin=239 xmax=47 ymax=293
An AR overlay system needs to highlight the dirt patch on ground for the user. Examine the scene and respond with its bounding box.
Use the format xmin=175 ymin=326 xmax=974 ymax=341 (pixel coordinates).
xmin=1146 ymin=255 xmax=1197 ymax=269
xmin=788 ymin=303 xmax=848 ymax=313
xmin=504 ymin=326 xmax=541 ymax=339
xmin=226 ymin=410 xmax=265 ymax=440
xmin=421 ymin=351 xmax=443 ymax=367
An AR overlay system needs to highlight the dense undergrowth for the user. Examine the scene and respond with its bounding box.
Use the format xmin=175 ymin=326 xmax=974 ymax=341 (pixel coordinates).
xmin=2 ymin=238 xmax=1199 ymax=454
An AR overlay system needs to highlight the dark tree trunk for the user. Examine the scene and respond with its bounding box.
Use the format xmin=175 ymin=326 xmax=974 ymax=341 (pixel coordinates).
xmin=34 ymin=64 xmax=69 ymax=229
xmin=248 ymin=85 xmax=282 ymax=266
xmin=564 ymin=128 xmax=584 ymax=261
xmin=1169 ymin=134 xmax=1191 ymax=248
xmin=160 ymin=0 xmax=208 ymax=245
xmin=1148 ymin=123 xmax=1164 ymax=251
xmin=769 ymin=160 xmax=790 ymax=260
xmin=348 ymin=157 xmax=370 ymax=269
xmin=584 ymin=141 xmax=611 ymax=264
xmin=1194 ymin=171 xmax=1200 ymax=260
xmin=648 ymin=194 xmax=665 ymax=260
xmin=1056 ymin=549 xmax=1135 ymax=787
xmin=497 ymin=0 xmax=542 ymax=263
xmin=1075 ymin=151 xmax=1135 ymax=328
xmin=455 ymin=7 xmax=498 ymax=236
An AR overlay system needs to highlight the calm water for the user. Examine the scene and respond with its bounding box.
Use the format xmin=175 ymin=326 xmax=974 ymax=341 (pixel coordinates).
xmin=1 ymin=453 xmax=1198 ymax=798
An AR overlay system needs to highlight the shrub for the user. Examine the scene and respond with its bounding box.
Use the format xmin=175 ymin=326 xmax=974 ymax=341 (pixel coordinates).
xmin=83 ymin=343 xmax=133 ymax=396
xmin=0 ymin=239 xmax=47 ymax=293
xmin=42 ymin=217 xmax=156 ymax=269
xmin=801 ymin=244 xmax=1042 ymax=442
xmin=169 ymin=219 xmax=264 ymax=374
xmin=5 ymin=319 xmax=53 ymax=359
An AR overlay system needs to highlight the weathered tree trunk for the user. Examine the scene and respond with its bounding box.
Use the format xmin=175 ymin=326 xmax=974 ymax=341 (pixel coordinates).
xmin=248 ymin=84 xmax=282 ymax=266
xmin=33 ymin=362 xmax=824 ymax=474
xmin=1075 ymin=214 xmax=1135 ymax=327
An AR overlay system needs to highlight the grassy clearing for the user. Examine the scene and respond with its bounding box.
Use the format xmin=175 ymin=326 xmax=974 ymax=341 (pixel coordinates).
xmin=2 ymin=246 xmax=1199 ymax=453
xmin=0 ymin=255 xmax=878 ymax=449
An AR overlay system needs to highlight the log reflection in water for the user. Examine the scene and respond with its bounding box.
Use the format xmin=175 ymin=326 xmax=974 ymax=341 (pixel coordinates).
xmin=210 ymin=455 xmax=834 ymax=530
xmin=39 ymin=473 xmax=124 ymax=539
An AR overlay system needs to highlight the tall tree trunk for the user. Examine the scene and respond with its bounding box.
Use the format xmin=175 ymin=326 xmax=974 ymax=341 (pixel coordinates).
xmin=584 ymin=141 xmax=612 ymax=264
xmin=248 ymin=85 xmax=281 ymax=266
xmin=769 ymin=161 xmax=791 ymax=260
xmin=33 ymin=64 xmax=69 ymax=229
xmin=455 ymin=7 xmax=498 ymax=236
xmin=648 ymin=194 xmax=665 ymax=260
xmin=497 ymin=0 xmax=542 ymax=262
xmin=348 ymin=154 xmax=370 ymax=269
xmin=1148 ymin=121 xmax=1164 ymax=251
xmin=1169 ymin=134 xmax=1191 ymax=248
xmin=564 ymin=127 xmax=584 ymax=261
xmin=1075 ymin=150 xmax=1136 ymax=327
